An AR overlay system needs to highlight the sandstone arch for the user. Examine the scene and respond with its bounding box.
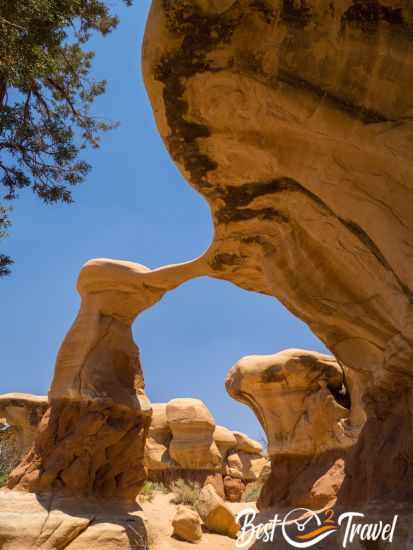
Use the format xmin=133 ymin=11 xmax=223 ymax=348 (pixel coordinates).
xmin=142 ymin=0 xmax=413 ymax=519
xmin=1 ymin=1 xmax=412 ymax=546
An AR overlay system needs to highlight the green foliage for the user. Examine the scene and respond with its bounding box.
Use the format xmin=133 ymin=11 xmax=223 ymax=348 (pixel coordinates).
xmin=0 ymin=473 xmax=7 ymax=488
xmin=242 ymin=480 xmax=263 ymax=503
xmin=139 ymin=481 xmax=169 ymax=502
xmin=0 ymin=205 xmax=12 ymax=276
xmin=171 ymin=479 xmax=201 ymax=509
xmin=0 ymin=0 xmax=133 ymax=273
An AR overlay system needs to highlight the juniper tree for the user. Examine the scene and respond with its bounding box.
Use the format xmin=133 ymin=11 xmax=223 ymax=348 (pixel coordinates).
xmin=0 ymin=0 xmax=132 ymax=275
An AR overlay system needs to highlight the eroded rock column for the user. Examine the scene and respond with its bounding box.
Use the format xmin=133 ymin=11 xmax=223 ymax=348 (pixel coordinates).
xmin=8 ymin=260 xmax=160 ymax=499
xmin=226 ymin=349 xmax=362 ymax=509
xmin=0 ymin=257 xmax=207 ymax=548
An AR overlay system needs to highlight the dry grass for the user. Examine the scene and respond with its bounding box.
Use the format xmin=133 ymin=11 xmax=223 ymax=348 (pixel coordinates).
xmin=242 ymin=480 xmax=264 ymax=502
xmin=0 ymin=426 xmax=19 ymax=483
xmin=170 ymin=479 xmax=201 ymax=509
xmin=0 ymin=473 xmax=7 ymax=488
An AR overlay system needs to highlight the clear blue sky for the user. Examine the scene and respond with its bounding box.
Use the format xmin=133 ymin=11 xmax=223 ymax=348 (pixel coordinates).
xmin=0 ymin=1 xmax=327 ymax=440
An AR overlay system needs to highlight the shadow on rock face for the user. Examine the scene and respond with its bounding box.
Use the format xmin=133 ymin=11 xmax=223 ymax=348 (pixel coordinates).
xmin=0 ymin=490 xmax=148 ymax=549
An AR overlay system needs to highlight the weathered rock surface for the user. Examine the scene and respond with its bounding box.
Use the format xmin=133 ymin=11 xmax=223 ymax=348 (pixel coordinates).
xmin=213 ymin=425 xmax=237 ymax=458
xmin=197 ymin=484 xmax=240 ymax=539
xmin=0 ymin=490 xmax=147 ymax=550
xmin=232 ymin=431 xmax=262 ymax=455
xmin=4 ymin=3 xmax=412 ymax=546
xmin=227 ymin=349 xmax=356 ymax=457
xmin=223 ymin=476 xmax=245 ymax=503
xmin=167 ymin=398 xmax=222 ymax=470
xmin=143 ymin=0 xmax=413 ymax=516
xmin=226 ymin=349 xmax=356 ymax=508
xmin=172 ymin=505 xmax=203 ymax=543
xmin=144 ymin=403 xmax=175 ymax=471
xmin=225 ymin=451 xmax=268 ymax=483
xmin=144 ymin=398 xmax=264 ymax=500
xmin=8 ymin=261 xmax=156 ymax=499
xmin=204 ymin=472 xmax=225 ymax=500
xmin=0 ymin=393 xmax=47 ymax=461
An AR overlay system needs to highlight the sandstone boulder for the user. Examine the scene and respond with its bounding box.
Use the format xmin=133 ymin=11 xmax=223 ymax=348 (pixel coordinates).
xmin=172 ymin=505 xmax=203 ymax=543
xmin=213 ymin=425 xmax=237 ymax=458
xmin=226 ymin=349 xmax=358 ymax=508
xmin=204 ymin=472 xmax=225 ymax=500
xmin=227 ymin=349 xmax=356 ymax=458
xmin=223 ymin=476 xmax=245 ymax=503
xmin=0 ymin=393 xmax=47 ymax=458
xmin=308 ymin=458 xmax=345 ymax=510
xmin=197 ymin=484 xmax=240 ymax=539
xmin=232 ymin=431 xmax=262 ymax=455
xmin=0 ymin=490 xmax=147 ymax=550
xmin=167 ymin=398 xmax=222 ymax=470
xmin=144 ymin=403 xmax=175 ymax=471
xmin=226 ymin=451 xmax=268 ymax=483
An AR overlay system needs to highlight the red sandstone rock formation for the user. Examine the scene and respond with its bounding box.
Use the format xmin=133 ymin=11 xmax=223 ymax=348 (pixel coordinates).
xmin=142 ymin=0 xmax=413 ymax=524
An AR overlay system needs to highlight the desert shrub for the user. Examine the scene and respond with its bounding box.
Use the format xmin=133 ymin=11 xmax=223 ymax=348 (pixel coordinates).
xmin=171 ymin=479 xmax=201 ymax=509
xmin=0 ymin=426 xmax=20 ymax=482
xmin=139 ymin=481 xmax=156 ymax=502
xmin=242 ymin=481 xmax=264 ymax=503
xmin=138 ymin=480 xmax=169 ymax=503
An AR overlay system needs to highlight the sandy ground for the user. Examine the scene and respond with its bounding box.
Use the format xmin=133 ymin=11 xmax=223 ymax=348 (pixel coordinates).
xmin=141 ymin=493 xmax=257 ymax=550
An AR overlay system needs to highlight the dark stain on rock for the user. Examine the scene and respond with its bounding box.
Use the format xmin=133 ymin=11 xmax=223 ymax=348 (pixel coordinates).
xmin=217 ymin=206 xmax=289 ymax=225
xmin=249 ymin=0 xmax=277 ymax=24
xmin=217 ymin=177 xmax=412 ymax=302
xmin=278 ymin=69 xmax=390 ymax=124
xmin=210 ymin=253 xmax=242 ymax=271
xmin=281 ymin=0 xmax=311 ymax=28
xmin=296 ymin=354 xmax=322 ymax=371
xmin=241 ymin=235 xmax=276 ymax=256
xmin=218 ymin=177 xmax=328 ymax=210
xmin=342 ymin=0 xmax=410 ymax=34
xmin=155 ymin=2 xmax=242 ymax=190
xmin=219 ymin=179 xmax=289 ymax=208
xmin=262 ymin=365 xmax=285 ymax=384
xmin=241 ymin=235 xmax=269 ymax=246
xmin=29 ymin=406 xmax=43 ymax=427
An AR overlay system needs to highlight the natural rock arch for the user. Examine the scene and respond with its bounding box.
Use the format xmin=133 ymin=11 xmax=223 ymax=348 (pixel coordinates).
xmin=142 ymin=0 xmax=413 ymax=518
xmin=1 ymin=253 xmax=355 ymax=546
xmin=1 ymin=1 xmax=412 ymax=547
